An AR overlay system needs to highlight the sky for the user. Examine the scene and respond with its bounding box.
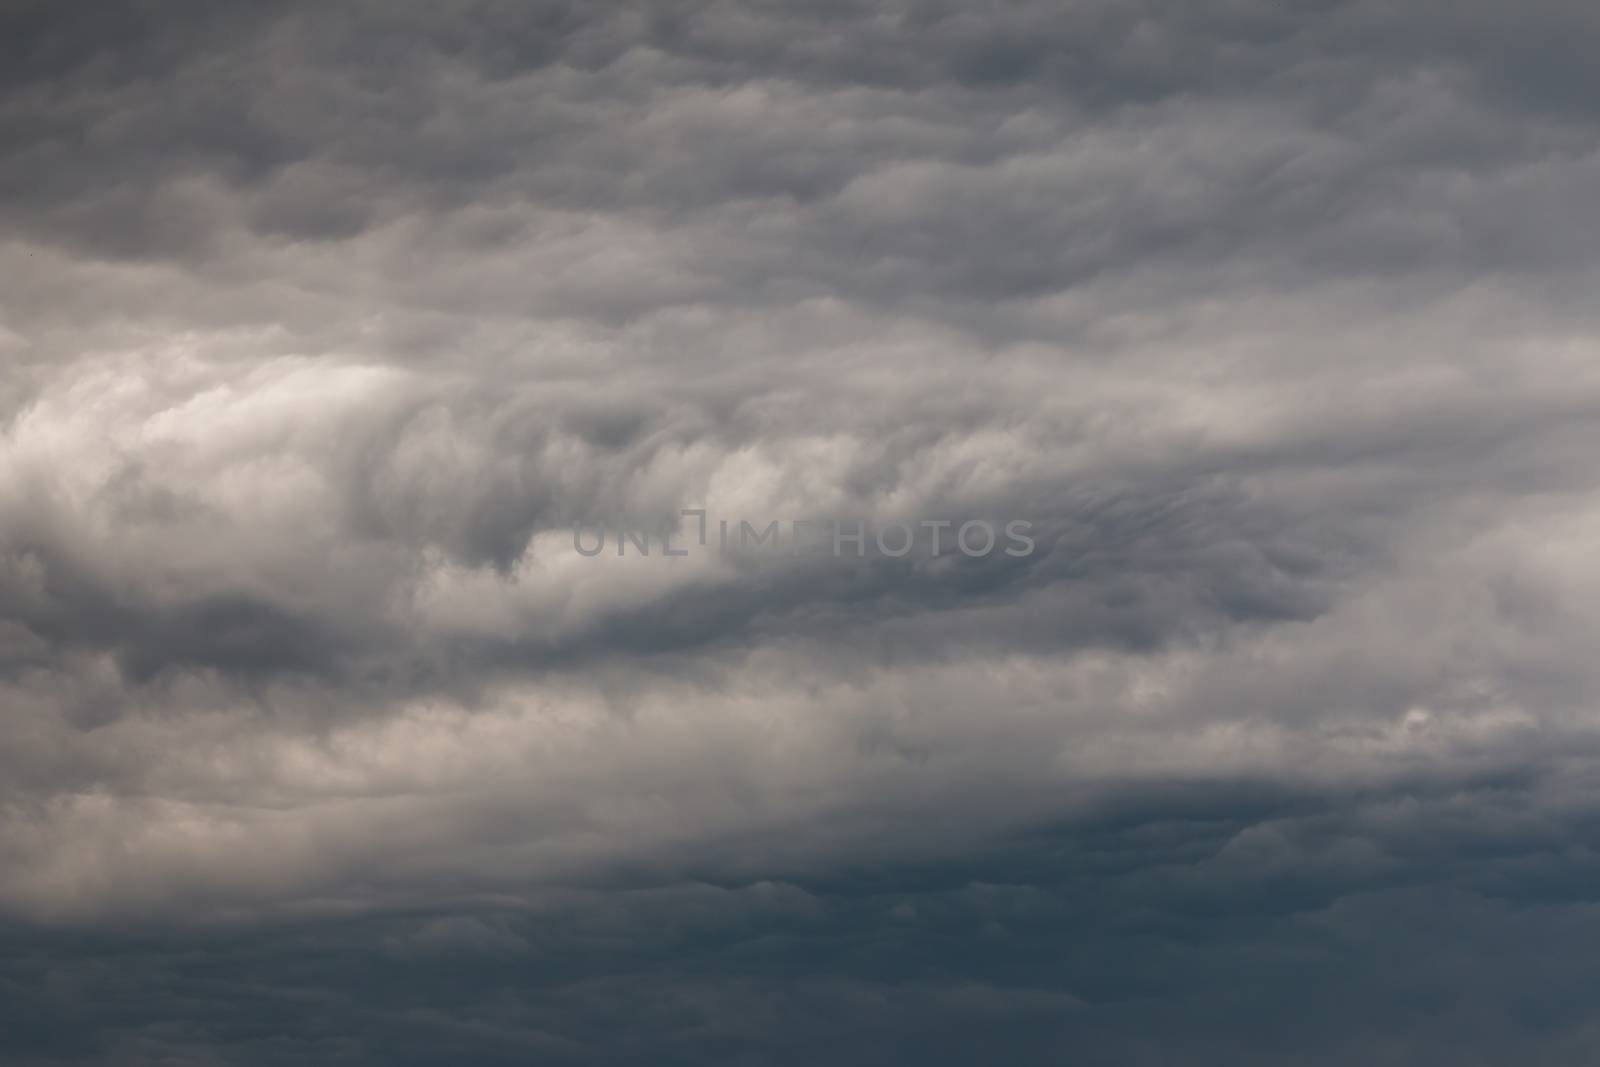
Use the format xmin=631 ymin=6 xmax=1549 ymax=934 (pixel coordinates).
xmin=3 ymin=1 xmax=1600 ymax=1063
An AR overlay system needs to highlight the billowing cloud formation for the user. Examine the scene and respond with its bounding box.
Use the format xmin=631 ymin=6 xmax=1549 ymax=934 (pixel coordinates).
xmin=3 ymin=1 xmax=1600 ymax=1062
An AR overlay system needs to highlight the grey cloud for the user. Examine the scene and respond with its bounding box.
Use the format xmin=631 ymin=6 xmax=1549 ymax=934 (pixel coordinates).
xmin=6 ymin=776 xmax=1600 ymax=1064
xmin=3 ymin=0 xmax=1600 ymax=1063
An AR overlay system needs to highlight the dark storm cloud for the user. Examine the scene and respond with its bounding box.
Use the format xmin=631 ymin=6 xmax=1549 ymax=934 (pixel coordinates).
xmin=3 ymin=1 xmax=1600 ymax=1063
xmin=6 ymin=769 xmax=1600 ymax=1065
xmin=6 ymin=0 xmax=1598 ymax=305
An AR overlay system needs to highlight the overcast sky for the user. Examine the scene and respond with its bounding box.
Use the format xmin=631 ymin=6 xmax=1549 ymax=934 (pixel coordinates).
xmin=3 ymin=2 xmax=1600 ymax=1063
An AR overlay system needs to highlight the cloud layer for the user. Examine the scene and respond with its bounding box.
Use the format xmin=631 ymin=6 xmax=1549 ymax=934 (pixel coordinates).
xmin=3 ymin=1 xmax=1600 ymax=1062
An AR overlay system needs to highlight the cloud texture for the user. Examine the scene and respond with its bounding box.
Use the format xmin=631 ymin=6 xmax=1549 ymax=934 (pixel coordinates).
xmin=3 ymin=1 xmax=1600 ymax=1062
